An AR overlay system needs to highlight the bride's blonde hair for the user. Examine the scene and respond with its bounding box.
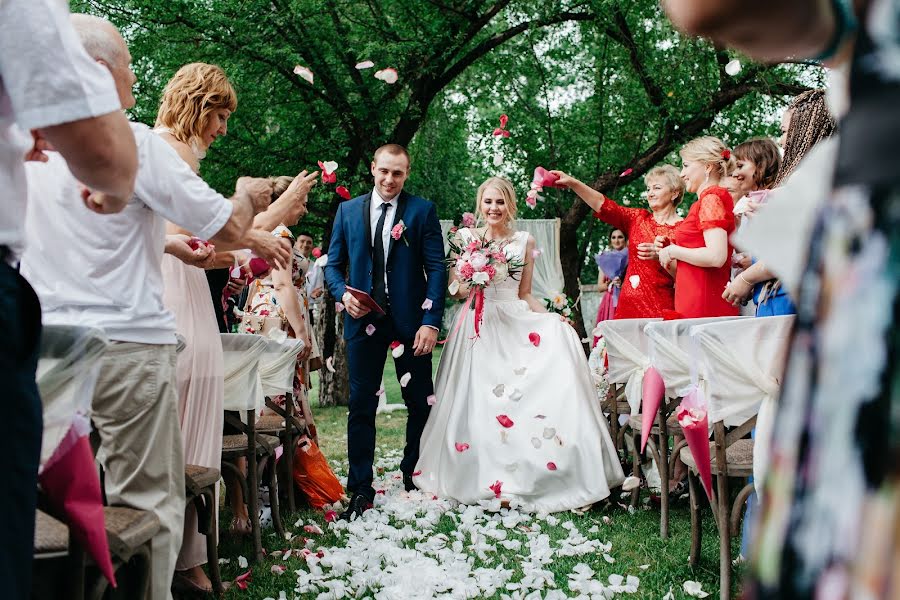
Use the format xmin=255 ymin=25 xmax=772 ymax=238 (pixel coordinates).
xmin=475 ymin=176 xmax=518 ymax=225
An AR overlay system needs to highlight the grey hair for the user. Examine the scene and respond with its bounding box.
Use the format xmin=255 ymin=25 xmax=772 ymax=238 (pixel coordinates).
xmin=70 ymin=14 xmax=125 ymax=66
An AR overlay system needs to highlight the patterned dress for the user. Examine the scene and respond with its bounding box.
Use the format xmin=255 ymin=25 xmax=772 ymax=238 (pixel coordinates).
xmin=592 ymin=197 xmax=679 ymax=319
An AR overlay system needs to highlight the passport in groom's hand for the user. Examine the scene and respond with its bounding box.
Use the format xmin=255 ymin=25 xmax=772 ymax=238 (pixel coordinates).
xmin=345 ymin=286 xmax=386 ymax=315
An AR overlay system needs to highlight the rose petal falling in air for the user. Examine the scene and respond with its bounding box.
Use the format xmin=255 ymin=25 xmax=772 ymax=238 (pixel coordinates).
xmin=355 ymin=60 xmax=375 ymax=70
xmin=400 ymin=372 xmax=412 ymax=387
xmin=375 ymin=385 xmax=385 ymax=397
xmin=335 ymin=302 xmax=345 ymax=313
xmin=319 ymin=160 xmax=338 ymax=175
xmin=336 ymin=185 xmax=351 ymax=200
xmin=365 ymin=324 xmax=376 ymax=336
xmin=390 ymin=341 xmax=404 ymax=358
xmin=528 ymin=332 xmax=541 ymax=347
xmin=499 ymin=114 xmax=509 ymax=129
xmin=325 ymin=356 xmax=335 ymax=373
xmin=455 ymin=442 xmax=470 ymax=453
xmin=230 ymin=266 xmax=242 ymax=278
xmin=629 ymin=275 xmax=641 ymax=289
xmin=421 ymin=298 xmax=433 ymax=310
xmin=448 ymin=280 xmax=460 ymax=295
xmin=426 ymin=394 xmax=437 ymax=406
xmin=374 ymin=68 xmax=399 ymax=84
xmin=496 ymin=414 xmax=514 ymax=428
xmin=547 ymin=462 xmax=558 ymax=471
xmin=531 ymin=248 xmax=542 ymax=259
xmin=620 ymin=168 xmax=634 ymax=177
xmin=534 ymin=414 xmax=546 ymax=419
xmin=293 ymin=64 xmax=314 ymax=84
xmin=725 ymin=59 xmax=742 ymax=76
xmin=493 ymin=151 xmax=504 ymax=166
xmin=489 ymin=480 xmax=503 ymax=498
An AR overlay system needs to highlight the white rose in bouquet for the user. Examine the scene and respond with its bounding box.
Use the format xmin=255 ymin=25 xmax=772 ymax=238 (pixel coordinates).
xmin=493 ymin=261 xmax=509 ymax=282
xmin=469 ymin=251 xmax=489 ymax=271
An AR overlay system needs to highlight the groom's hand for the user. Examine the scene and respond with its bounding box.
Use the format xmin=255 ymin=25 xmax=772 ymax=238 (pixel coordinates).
xmin=342 ymin=291 xmax=371 ymax=319
xmin=413 ymin=326 xmax=438 ymax=356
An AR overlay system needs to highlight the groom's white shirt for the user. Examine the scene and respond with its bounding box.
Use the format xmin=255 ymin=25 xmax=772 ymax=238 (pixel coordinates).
xmin=370 ymin=187 xmax=397 ymax=293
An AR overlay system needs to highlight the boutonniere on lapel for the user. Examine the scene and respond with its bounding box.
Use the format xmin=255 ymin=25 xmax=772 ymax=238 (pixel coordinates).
xmin=391 ymin=220 xmax=409 ymax=246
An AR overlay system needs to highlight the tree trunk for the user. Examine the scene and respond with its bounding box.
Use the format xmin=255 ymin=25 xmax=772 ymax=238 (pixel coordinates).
xmin=559 ymin=207 xmax=591 ymax=355
xmin=315 ymin=291 xmax=350 ymax=406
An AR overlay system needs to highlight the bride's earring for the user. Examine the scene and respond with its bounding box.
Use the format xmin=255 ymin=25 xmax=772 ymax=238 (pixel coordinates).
xmin=703 ymin=169 xmax=710 ymax=185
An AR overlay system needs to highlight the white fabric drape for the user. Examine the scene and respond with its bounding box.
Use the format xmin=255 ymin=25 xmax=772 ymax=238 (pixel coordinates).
xmin=580 ymin=286 xmax=603 ymax=334
xmin=645 ymin=317 xmax=749 ymax=398
xmin=597 ymin=318 xmax=661 ymax=415
xmin=220 ymin=333 xmax=269 ymax=411
xmin=689 ymin=316 xmax=795 ymax=491
xmin=37 ymin=325 xmax=109 ymax=471
xmin=258 ymin=338 xmax=305 ymax=397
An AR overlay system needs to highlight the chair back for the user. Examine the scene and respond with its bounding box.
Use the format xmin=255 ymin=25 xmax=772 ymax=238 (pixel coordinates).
xmin=220 ymin=333 xmax=269 ymax=412
xmin=645 ymin=317 xmax=748 ymax=397
xmin=259 ymin=338 xmax=305 ymax=397
xmin=597 ymin=318 xmax=660 ymax=415
xmin=37 ymin=325 xmax=108 ymax=471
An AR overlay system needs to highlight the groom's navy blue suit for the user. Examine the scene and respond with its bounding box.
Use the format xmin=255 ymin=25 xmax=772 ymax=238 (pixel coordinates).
xmin=324 ymin=190 xmax=447 ymax=499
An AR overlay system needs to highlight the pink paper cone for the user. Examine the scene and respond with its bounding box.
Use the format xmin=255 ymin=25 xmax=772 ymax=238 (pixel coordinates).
xmin=39 ymin=428 xmax=116 ymax=587
xmin=681 ymin=413 xmax=713 ymax=500
xmin=640 ymin=366 xmax=665 ymax=453
xmin=532 ymin=166 xmax=562 ymax=189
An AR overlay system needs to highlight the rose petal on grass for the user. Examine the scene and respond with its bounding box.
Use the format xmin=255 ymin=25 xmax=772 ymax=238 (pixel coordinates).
xmin=303 ymin=523 xmax=323 ymax=535
xmin=684 ymin=581 xmax=710 ymax=598
xmin=270 ymin=564 xmax=286 ymax=575
xmin=603 ymin=553 xmax=616 ymax=563
xmin=622 ymin=475 xmax=641 ymax=492
xmin=238 ymin=555 xmax=248 ymax=569
xmin=324 ymin=510 xmax=338 ymax=522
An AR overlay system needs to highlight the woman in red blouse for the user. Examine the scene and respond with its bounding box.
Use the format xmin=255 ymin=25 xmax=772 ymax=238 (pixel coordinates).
xmin=658 ymin=136 xmax=738 ymax=318
xmin=553 ymin=166 xmax=684 ymax=319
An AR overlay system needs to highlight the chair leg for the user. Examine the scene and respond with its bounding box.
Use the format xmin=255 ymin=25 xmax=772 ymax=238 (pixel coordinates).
xmin=285 ymin=392 xmax=296 ymax=514
xmin=687 ymin=470 xmax=702 ymax=567
xmin=609 ymin=386 xmax=620 ymax=454
xmin=658 ymin=416 xmax=670 ymax=539
xmin=266 ymin=455 xmax=285 ymax=539
xmin=630 ymin=428 xmax=641 ymax=508
xmin=199 ymin=486 xmax=224 ymax=596
xmin=717 ymin=473 xmax=732 ymax=600
xmin=246 ymin=452 xmax=263 ymax=564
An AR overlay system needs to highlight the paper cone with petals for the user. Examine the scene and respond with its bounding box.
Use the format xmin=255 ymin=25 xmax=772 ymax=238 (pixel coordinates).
xmin=640 ymin=366 xmax=665 ymax=453
xmin=39 ymin=421 xmax=116 ymax=586
xmin=677 ymin=386 xmax=713 ymax=499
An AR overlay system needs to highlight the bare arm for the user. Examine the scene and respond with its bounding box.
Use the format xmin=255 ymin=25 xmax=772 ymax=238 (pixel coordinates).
xmin=662 ymin=0 xmax=838 ymax=61
xmin=253 ymin=171 xmax=318 ymax=230
xmin=518 ymin=235 xmax=548 ymax=313
xmin=551 ymin=171 xmax=605 ymax=212
xmin=662 ymin=228 xmax=730 ymax=269
xmin=271 ymin=266 xmax=312 ymax=360
xmin=41 ymin=112 xmax=137 ymax=211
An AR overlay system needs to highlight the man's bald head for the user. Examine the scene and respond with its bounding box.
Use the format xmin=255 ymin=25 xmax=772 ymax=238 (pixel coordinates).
xmin=70 ymin=14 xmax=136 ymax=110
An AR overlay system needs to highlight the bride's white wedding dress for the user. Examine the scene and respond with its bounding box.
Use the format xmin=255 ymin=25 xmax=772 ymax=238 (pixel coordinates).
xmin=414 ymin=228 xmax=624 ymax=512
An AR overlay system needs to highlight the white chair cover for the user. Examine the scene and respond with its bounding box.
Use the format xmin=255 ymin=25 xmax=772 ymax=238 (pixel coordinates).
xmin=220 ymin=333 xmax=269 ymax=412
xmin=597 ymin=318 xmax=661 ymax=415
xmin=689 ymin=316 xmax=795 ymax=490
xmin=645 ymin=317 xmax=749 ymax=398
xmin=579 ymin=285 xmax=603 ymax=335
xmin=258 ymin=338 xmax=305 ymax=397
xmin=37 ymin=325 xmax=109 ymax=472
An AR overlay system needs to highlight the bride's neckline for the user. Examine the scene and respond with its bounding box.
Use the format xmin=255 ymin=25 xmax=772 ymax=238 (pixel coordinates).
xmin=473 ymin=226 xmax=518 ymax=243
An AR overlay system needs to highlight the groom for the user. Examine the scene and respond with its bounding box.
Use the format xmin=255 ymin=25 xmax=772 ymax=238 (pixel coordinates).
xmin=324 ymin=144 xmax=447 ymax=520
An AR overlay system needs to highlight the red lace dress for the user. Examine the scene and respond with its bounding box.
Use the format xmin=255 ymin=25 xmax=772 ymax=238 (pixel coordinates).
xmin=593 ymin=197 xmax=678 ymax=319
xmin=672 ymin=186 xmax=739 ymax=318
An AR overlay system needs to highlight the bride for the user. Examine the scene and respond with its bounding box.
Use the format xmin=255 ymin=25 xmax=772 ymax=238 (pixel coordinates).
xmin=414 ymin=177 xmax=624 ymax=512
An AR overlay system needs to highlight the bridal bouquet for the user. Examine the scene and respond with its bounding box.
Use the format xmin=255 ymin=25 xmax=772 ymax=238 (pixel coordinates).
xmin=446 ymin=231 xmax=524 ymax=338
xmin=543 ymin=291 xmax=575 ymax=318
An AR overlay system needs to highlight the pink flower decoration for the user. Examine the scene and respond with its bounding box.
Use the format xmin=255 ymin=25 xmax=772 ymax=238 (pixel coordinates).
xmin=391 ymin=220 xmax=406 ymax=241
xmin=426 ymin=394 xmax=437 ymax=406
xmin=461 ymin=212 xmax=476 ymax=228
xmin=496 ymin=414 xmax=514 ymax=428
xmin=324 ymin=510 xmax=338 ymax=522
xmin=458 ymin=263 xmax=475 ymax=279
xmin=336 ymin=185 xmax=351 ymax=200
xmin=311 ymin=247 xmax=322 ymax=258
xmin=528 ymin=332 xmax=541 ymax=347
xmin=489 ymin=480 xmax=503 ymax=498
xmin=421 ymin=298 xmax=433 ymax=310
xmin=547 ymin=462 xmax=558 ymax=471
xmin=455 ymin=442 xmax=470 ymax=453
xmin=365 ymin=324 xmax=376 ymax=336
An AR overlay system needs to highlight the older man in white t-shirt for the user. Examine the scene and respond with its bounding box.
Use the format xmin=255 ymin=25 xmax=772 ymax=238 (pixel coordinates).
xmin=20 ymin=15 xmax=276 ymax=600
xmin=0 ymin=1 xmax=140 ymax=596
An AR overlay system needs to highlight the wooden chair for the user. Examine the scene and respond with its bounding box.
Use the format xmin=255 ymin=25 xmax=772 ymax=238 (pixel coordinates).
xmin=184 ymin=464 xmax=223 ymax=595
xmin=624 ymin=403 xmax=680 ymax=536
xmin=220 ymin=333 xmax=285 ymax=564
xmin=92 ymin=506 xmax=159 ymax=600
xmin=681 ymin=316 xmax=794 ymax=600
xmin=32 ymin=510 xmax=85 ymax=600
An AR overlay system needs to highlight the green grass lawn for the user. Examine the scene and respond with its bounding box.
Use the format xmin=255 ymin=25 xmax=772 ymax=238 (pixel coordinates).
xmin=216 ymin=348 xmax=741 ymax=599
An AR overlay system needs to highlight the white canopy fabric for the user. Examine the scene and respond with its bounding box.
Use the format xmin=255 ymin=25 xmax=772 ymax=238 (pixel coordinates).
xmin=439 ymin=219 xmax=565 ymax=301
xmin=645 ymin=317 xmax=749 ymax=398
xmin=37 ymin=325 xmax=109 ymax=471
xmin=221 ymin=333 xmax=269 ymax=412
xmin=597 ymin=318 xmax=661 ymax=415
xmin=580 ymin=287 xmax=603 ymax=335
xmin=258 ymin=338 xmax=305 ymax=397
xmin=689 ymin=316 xmax=795 ymax=491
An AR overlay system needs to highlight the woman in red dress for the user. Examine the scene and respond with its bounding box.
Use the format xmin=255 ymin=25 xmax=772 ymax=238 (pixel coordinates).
xmin=658 ymin=136 xmax=739 ymax=319
xmin=554 ymin=165 xmax=684 ymax=319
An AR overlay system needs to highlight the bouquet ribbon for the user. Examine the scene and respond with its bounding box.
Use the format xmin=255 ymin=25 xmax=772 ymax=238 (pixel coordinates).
xmin=440 ymin=287 xmax=486 ymax=345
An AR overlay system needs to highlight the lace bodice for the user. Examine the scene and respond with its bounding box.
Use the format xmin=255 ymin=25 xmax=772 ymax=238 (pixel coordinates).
xmin=457 ymin=228 xmax=528 ymax=302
